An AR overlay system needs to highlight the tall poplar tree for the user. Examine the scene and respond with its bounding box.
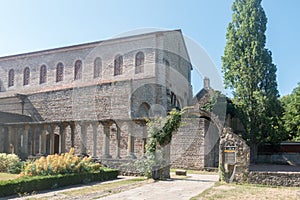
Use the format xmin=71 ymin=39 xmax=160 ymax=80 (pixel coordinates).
xmin=222 ymin=0 xmax=283 ymax=161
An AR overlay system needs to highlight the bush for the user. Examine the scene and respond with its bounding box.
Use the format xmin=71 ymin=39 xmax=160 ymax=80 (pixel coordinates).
xmin=23 ymin=148 xmax=101 ymax=176
xmin=0 ymin=168 xmax=118 ymax=197
xmin=0 ymin=153 xmax=22 ymax=173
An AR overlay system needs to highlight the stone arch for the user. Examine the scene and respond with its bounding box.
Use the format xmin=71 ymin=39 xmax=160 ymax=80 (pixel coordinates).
xmin=137 ymin=102 xmax=150 ymax=118
xmin=54 ymin=133 xmax=60 ymax=154
xmin=197 ymin=110 xmax=222 ymax=168
xmin=74 ymin=60 xmax=83 ymax=80
xmin=135 ymin=51 xmax=144 ymax=74
xmin=199 ymin=109 xmax=224 ymax=134
xmin=130 ymin=83 xmax=182 ymax=119
xmin=23 ymin=67 xmax=30 ymax=86
xmin=8 ymin=69 xmax=14 ymax=87
xmin=197 ymin=109 xmax=250 ymax=182
xmin=114 ymin=54 xmax=123 ymax=76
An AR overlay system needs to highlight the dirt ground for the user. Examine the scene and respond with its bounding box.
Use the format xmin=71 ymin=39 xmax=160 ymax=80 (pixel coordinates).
xmin=196 ymin=183 xmax=300 ymax=200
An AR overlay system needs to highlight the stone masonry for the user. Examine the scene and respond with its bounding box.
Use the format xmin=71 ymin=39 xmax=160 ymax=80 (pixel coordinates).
xmin=0 ymin=30 xmax=195 ymax=163
xmin=0 ymin=29 xmax=225 ymax=171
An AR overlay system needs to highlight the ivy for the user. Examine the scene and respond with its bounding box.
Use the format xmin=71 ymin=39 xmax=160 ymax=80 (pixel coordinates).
xmin=146 ymin=109 xmax=184 ymax=153
xmin=132 ymin=108 xmax=185 ymax=178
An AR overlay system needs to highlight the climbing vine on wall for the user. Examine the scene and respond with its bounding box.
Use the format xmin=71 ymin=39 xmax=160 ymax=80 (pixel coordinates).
xmin=130 ymin=108 xmax=185 ymax=178
xmin=145 ymin=108 xmax=184 ymax=154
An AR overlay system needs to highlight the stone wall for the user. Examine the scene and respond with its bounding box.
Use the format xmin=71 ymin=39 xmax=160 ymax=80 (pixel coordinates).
xmin=171 ymin=117 xmax=205 ymax=169
xmin=204 ymin=118 xmax=219 ymax=168
xmin=219 ymin=127 xmax=250 ymax=183
xmin=27 ymin=81 xmax=132 ymax=121
xmin=0 ymin=30 xmax=195 ymax=168
xmin=170 ymin=115 xmax=220 ymax=170
xmin=247 ymin=171 xmax=300 ymax=187
xmin=0 ymin=35 xmax=158 ymax=94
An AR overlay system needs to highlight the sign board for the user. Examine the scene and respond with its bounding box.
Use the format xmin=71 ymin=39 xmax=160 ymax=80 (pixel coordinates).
xmin=224 ymin=146 xmax=236 ymax=164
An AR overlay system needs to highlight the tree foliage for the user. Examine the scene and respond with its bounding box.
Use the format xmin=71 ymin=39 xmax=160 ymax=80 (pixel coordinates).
xmin=281 ymin=83 xmax=300 ymax=141
xmin=222 ymin=0 xmax=283 ymax=158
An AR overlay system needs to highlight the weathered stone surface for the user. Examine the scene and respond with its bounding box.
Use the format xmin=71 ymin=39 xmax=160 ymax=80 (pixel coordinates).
xmin=247 ymin=171 xmax=300 ymax=187
xmin=219 ymin=127 xmax=250 ymax=183
xmin=0 ymin=30 xmax=194 ymax=163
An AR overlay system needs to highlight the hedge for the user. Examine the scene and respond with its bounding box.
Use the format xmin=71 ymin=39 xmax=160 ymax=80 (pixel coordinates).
xmin=0 ymin=168 xmax=118 ymax=197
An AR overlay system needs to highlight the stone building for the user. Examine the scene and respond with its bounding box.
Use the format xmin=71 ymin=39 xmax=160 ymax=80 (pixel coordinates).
xmin=0 ymin=30 xmax=194 ymax=159
xmin=0 ymin=29 xmax=223 ymax=170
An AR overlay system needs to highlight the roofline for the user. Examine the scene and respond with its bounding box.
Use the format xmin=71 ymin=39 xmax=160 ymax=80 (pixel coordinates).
xmin=178 ymin=30 xmax=191 ymax=63
xmin=0 ymin=29 xmax=183 ymax=61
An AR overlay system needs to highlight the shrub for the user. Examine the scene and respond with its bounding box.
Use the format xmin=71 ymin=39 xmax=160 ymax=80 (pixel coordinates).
xmin=23 ymin=148 xmax=101 ymax=176
xmin=0 ymin=153 xmax=22 ymax=173
xmin=0 ymin=168 xmax=118 ymax=197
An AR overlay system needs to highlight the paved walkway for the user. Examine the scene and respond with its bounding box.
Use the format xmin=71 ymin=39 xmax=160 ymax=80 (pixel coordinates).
xmin=98 ymin=174 xmax=219 ymax=200
xmin=8 ymin=174 xmax=218 ymax=200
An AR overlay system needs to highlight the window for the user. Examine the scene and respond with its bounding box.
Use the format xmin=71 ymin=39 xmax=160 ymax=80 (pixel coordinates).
xmin=114 ymin=55 xmax=123 ymax=76
xmin=56 ymin=62 xmax=64 ymax=82
xmin=163 ymin=58 xmax=170 ymax=80
xmin=23 ymin=67 xmax=30 ymax=85
xmin=163 ymin=58 xmax=170 ymax=67
xmin=74 ymin=60 xmax=82 ymax=80
xmin=8 ymin=69 xmax=14 ymax=87
xmin=40 ymin=65 xmax=47 ymax=84
xmin=135 ymin=51 xmax=144 ymax=74
xmin=94 ymin=57 xmax=102 ymax=78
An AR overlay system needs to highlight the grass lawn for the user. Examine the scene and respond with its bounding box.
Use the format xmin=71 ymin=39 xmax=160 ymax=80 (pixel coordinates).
xmin=191 ymin=182 xmax=300 ymax=200
xmin=24 ymin=177 xmax=148 ymax=199
xmin=0 ymin=172 xmax=18 ymax=181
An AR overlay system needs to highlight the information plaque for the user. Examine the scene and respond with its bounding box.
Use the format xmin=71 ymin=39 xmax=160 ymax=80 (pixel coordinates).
xmin=224 ymin=146 xmax=236 ymax=164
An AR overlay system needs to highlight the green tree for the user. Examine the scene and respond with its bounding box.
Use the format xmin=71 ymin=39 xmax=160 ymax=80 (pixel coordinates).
xmin=281 ymin=83 xmax=300 ymax=141
xmin=222 ymin=0 xmax=283 ymax=161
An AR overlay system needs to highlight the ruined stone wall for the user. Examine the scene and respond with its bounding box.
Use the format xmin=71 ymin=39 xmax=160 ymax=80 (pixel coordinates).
xmin=247 ymin=171 xmax=300 ymax=187
xmin=204 ymin=119 xmax=219 ymax=168
xmin=219 ymin=127 xmax=250 ymax=183
xmin=170 ymin=117 xmax=205 ymax=169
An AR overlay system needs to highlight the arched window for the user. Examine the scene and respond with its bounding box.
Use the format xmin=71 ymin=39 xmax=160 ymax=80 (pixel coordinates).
xmin=137 ymin=102 xmax=150 ymax=118
xmin=56 ymin=62 xmax=64 ymax=82
xmin=94 ymin=57 xmax=102 ymax=78
xmin=8 ymin=69 xmax=14 ymax=87
xmin=74 ymin=60 xmax=82 ymax=80
xmin=114 ymin=55 xmax=123 ymax=76
xmin=163 ymin=58 xmax=170 ymax=80
xmin=40 ymin=65 xmax=47 ymax=84
xmin=163 ymin=58 xmax=170 ymax=67
xmin=23 ymin=67 xmax=30 ymax=85
xmin=135 ymin=51 xmax=144 ymax=74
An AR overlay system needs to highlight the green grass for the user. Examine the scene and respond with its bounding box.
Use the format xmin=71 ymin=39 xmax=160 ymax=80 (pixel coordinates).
xmin=191 ymin=182 xmax=300 ymax=200
xmin=14 ymin=177 xmax=148 ymax=200
xmin=0 ymin=172 xmax=18 ymax=181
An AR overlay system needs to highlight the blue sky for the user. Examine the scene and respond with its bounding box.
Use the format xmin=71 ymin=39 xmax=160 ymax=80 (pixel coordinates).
xmin=0 ymin=0 xmax=299 ymax=96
